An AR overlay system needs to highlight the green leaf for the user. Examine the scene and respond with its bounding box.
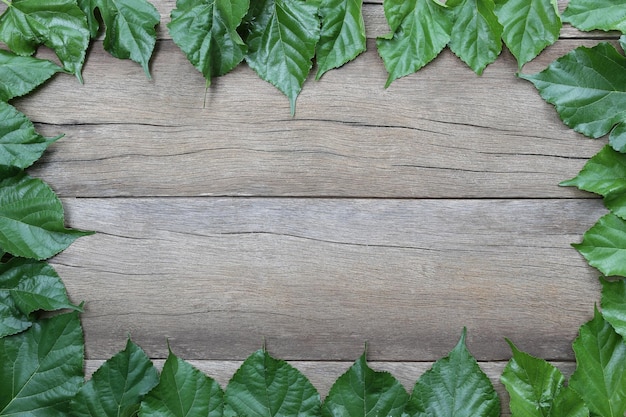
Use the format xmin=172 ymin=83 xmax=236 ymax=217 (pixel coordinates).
xmin=0 ymin=172 xmax=93 ymax=260
xmin=570 ymin=308 xmax=626 ymax=417
xmin=242 ymin=0 xmax=321 ymax=115
xmin=0 ymin=312 xmax=84 ymax=417
xmin=601 ymin=277 xmax=626 ymax=340
xmin=167 ymin=0 xmax=249 ymax=86
xmin=139 ymin=348 xmax=223 ymax=417
xmin=501 ymin=339 xmax=588 ymax=417
xmin=77 ymin=0 xmax=160 ymax=77
xmin=71 ymin=339 xmax=159 ymax=417
xmin=0 ymin=257 xmax=80 ymax=338
xmin=447 ymin=0 xmax=502 ymax=75
xmin=404 ymin=329 xmax=499 ymax=417
xmin=0 ymin=101 xmax=62 ymax=171
xmin=321 ymin=350 xmax=408 ymax=417
xmin=621 ymin=35 xmax=626 ymax=52
xmin=0 ymin=0 xmax=90 ymax=81
xmin=225 ymin=349 xmax=321 ymax=417
xmin=573 ymin=213 xmax=626 ymax=277
xmin=562 ymin=0 xmax=626 ymax=34
xmin=493 ymin=0 xmax=561 ymax=68
xmin=376 ymin=0 xmax=452 ymax=88
xmin=315 ymin=0 xmax=366 ymax=80
xmin=0 ymin=50 xmax=62 ymax=102
xmin=519 ymin=43 xmax=626 ymax=153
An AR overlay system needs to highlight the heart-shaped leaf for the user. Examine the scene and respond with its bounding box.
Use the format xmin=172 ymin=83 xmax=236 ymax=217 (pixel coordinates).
xmin=573 ymin=213 xmax=626 ymax=278
xmin=562 ymin=0 xmax=626 ymax=34
xmin=0 ymin=50 xmax=62 ymax=102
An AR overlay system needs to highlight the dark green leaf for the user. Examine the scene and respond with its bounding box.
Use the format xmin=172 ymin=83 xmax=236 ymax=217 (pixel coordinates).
xmin=0 ymin=0 xmax=90 ymax=81
xmin=601 ymin=277 xmax=626 ymax=340
xmin=493 ymin=0 xmax=561 ymax=68
xmin=519 ymin=43 xmax=626 ymax=152
xmin=315 ymin=0 xmax=366 ymax=79
xmin=376 ymin=0 xmax=452 ymax=87
xmin=139 ymin=348 xmax=223 ymax=417
xmin=570 ymin=308 xmax=626 ymax=417
xmin=242 ymin=0 xmax=321 ymax=115
xmin=0 ymin=172 xmax=93 ymax=260
xmin=0 ymin=312 xmax=84 ymax=417
xmin=0 ymin=50 xmax=62 ymax=102
xmin=225 ymin=349 xmax=321 ymax=417
xmin=562 ymin=0 xmax=626 ymax=34
xmin=447 ymin=0 xmax=502 ymax=75
xmin=404 ymin=329 xmax=499 ymax=417
xmin=572 ymin=213 xmax=626 ymax=277
xmin=168 ymin=0 xmax=249 ymax=85
xmin=321 ymin=350 xmax=407 ymax=417
xmin=71 ymin=339 xmax=159 ymax=417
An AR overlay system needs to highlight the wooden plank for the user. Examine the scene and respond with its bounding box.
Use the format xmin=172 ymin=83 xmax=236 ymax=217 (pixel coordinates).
xmin=54 ymin=197 xmax=604 ymax=362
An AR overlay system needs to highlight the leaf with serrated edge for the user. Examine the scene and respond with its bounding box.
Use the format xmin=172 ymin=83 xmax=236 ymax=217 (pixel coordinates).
xmin=225 ymin=349 xmax=321 ymax=417
xmin=404 ymin=329 xmax=499 ymax=417
xmin=570 ymin=308 xmax=626 ymax=417
xmin=601 ymin=277 xmax=626 ymax=340
xmin=573 ymin=213 xmax=626 ymax=277
xmin=493 ymin=0 xmax=560 ymax=68
xmin=139 ymin=347 xmax=223 ymax=417
xmin=377 ymin=0 xmax=452 ymax=87
xmin=0 ymin=0 xmax=90 ymax=81
xmin=0 ymin=312 xmax=84 ymax=417
xmin=562 ymin=0 xmax=626 ymax=34
xmin=168 ymin=0 xmax=249 ymax=86
xmin=0 ymin=50 xmax=62 ymax=102
xmin=520 ymin=43 xmax=626 ymax=152
xmin=315 ymin=0 xmax=366 ymax=80
xmin=71 ymin=339 xmax=159 ymax=417
xmin=0 ymin=172 xmax=93 ymax=260
xmin=321 ymin=350 xmax=407 ymax=417
xmin=243 ymin=0 xmax=321 ymax=115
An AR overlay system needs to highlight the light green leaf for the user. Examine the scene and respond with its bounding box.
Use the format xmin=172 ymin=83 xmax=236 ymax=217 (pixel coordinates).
xmin=139 ymin=348 xmax=223 ymax=417
xmin=376 ymin=0 xmax=452 ymax=87
xmin=562 ymin=0 xmax=626 ymax=34
xmin=0 ymin=312 xmax=84 ymax=417
xmin=0 ymin=0 xmax=90 ymax=81
xmin=501 ymin=339 xmax=588 ymax=417
xmin=447 ymin=0 xmax=502 ymax=75
xmin=167 ymin=0 xmax=249 ymax=86
xmin=570 ymin=308 xmax=626 ymax=417
xmin=0 ymin=50 xmax=62 ymax=102
xmin=493 ymin=0 xmax=561 ymax=68
xmin=621 ymin=35 xmax=626 ymax=51
xmin=573 ymin=213 xmax=626 ymax=277
xmin=71 ymin=339 xmax=159 ymax=417
xmin=242 ymin=0 xmax=321 ymax=115
xmin=404 ymin=329 xmax=499 ymax=417
xmin=77 ymin=0 xmax=160 ymax=77
xmin=315 ymin=0 xmax=366 ymax=80
xmin=601 ymin=277 xmax=626 ymax=340
xmin=0 ymin=257 xmax=80 ymax=338
xmin=519 ymin=43 xmax=626 ymax=153
xmin=0 ymin=172 xmax=93 ymax=260
xmin=321 ymin=350 xmax=408 ymax=417
xmin=225 ymin=349 xmax=321 ymax=417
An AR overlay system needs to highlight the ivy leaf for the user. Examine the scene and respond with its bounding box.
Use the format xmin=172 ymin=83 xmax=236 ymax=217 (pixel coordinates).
xmin=315 ymin=0 xmax=366 ymax=80
xmin=493 ymin=0 xmax=561 ymax=68
xmin=0 ymin=312 xmax=84 ymax=417
xmin=562 ymin=0 xmax=626 ymax=34
xmin=0 ymin=50 xmax=62 ymax=102
xmin=225 ymin=349 xmax=321 ymax=417
xmin=447 ymin=0 xmax=503 ymax=75
xmin=71 ymin=338 xmax=159 ymax=417
xmin=0 ymin=172 xmax=93 ymax=260
xmin=404 ymin=329 xmax=500 ymax=417
xmin=519 ymin=43 xmax=626 ymax=153
xmin=376 ymin=0 xmax=452 ymax=88
xmin=0 ymin=257 xmax=80 ymax=338
xmin=501 ymin=339 xmax=589 ymax=417
xmin=242 ymin=0 xmax=320 ymax=116
xmin=76 ymin=0 xmax=160 ymax=77
xmin=573 ymin=213 xmax=626 ymax=277
xmin=321 ymin=350 xmax=408 ymax=417
xmin=0 ymin=101 xmax=62 ymax=171
xmin=139 ymin=347 xmax=223 ymax=417
xmin=167 ymin=0 xmax=249 ymax=86
xmin=0 ymin=0 xmax=90 ymax=81
xmin=570 ymin=308 xmax=626 ymax=417
xmin=600 ymin=277 xmax=626 ymax=340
